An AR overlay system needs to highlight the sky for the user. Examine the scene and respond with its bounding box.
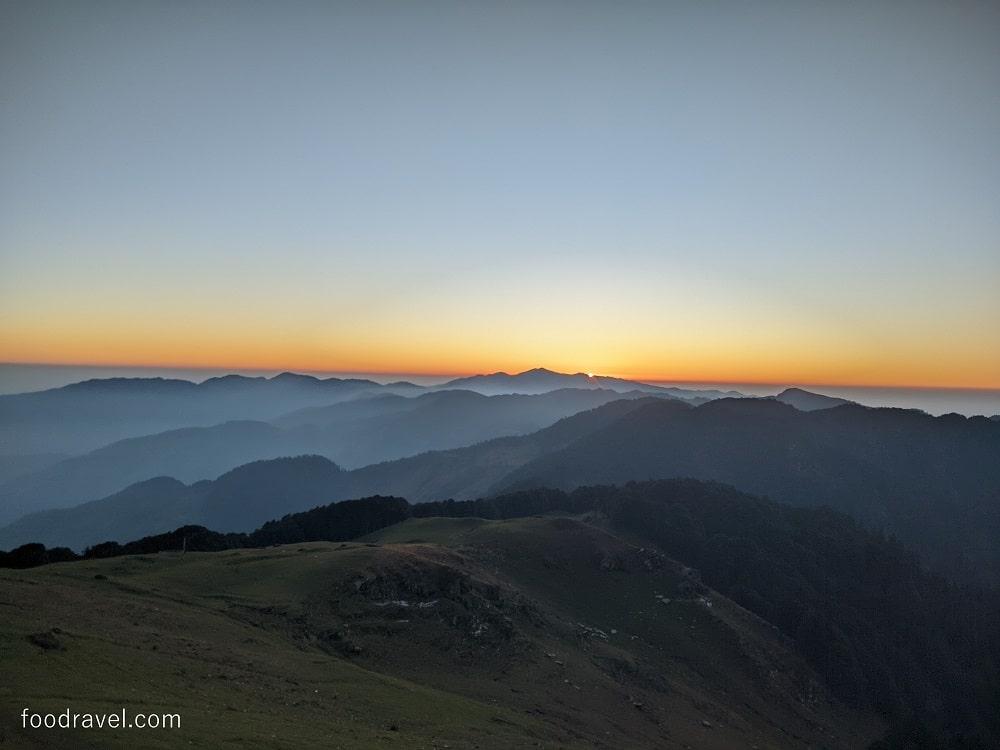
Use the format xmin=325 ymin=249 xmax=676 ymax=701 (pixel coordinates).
xmin=1 ymin=0 xmax=998 ymax=388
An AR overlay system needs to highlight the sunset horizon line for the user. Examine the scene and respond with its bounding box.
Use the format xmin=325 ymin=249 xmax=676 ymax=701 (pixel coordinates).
xmin=4 ymin=359 xmax=998 ymax=393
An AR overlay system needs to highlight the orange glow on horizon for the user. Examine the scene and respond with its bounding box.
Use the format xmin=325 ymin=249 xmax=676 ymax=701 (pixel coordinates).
xmin=3 ymin=353 xmax=997 ymax=391
xmin=2 ymin=287 xmax=997 ymax=391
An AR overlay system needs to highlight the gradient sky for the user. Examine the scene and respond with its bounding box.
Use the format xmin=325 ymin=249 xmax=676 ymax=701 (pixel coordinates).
xmin=1 ymin=1 xmax=998 ymax=387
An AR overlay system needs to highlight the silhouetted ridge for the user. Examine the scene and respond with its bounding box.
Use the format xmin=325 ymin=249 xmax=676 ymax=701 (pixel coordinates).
xmin=60 ymin=377 xmax=197 ymax=393
xmin=200 ymin=455 xmax=344 ymax=531
xmin=774 ymin=387 xmax=854 ymax=411
xmin=435 ymin=367 xmax=739 ymax=399
xmin=0 ymin=371 xmax=395 ymax=456
xmin=198 ymin=374 xmax=267 ymax=389
xmin=497 ymin=396 xmax=1000 ymax=584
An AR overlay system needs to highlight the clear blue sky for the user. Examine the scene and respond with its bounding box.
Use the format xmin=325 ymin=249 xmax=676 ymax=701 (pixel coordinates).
xmin=1 ymin=0 xmax=998 ymax=386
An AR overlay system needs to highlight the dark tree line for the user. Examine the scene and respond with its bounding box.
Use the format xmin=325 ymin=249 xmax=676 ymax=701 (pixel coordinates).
xmin=0 ymin=496 xmax=411 ymax=566
xmin=0 ymin=490 xmax=578 ymax=567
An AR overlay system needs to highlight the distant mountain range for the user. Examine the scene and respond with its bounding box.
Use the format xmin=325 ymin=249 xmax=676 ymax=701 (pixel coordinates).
xmin=0 ymin=367 xmax=742 ymax=524
xmin=0 ymin=372 xmax=413 ymax=455
xmin=5 ymin=395 xmax=998 ymax=588
xmin=0 ymin=367 xmax=735 ymax=456
xmin=435 ymin=367 xmax=741 ymax=399
xmin=0 ymin=397 xmax=655 ymax=549
xmin=0 ymin=388 xmax=668 ymax=524
xmin=268 ymin=387 xmax=664 ymax=467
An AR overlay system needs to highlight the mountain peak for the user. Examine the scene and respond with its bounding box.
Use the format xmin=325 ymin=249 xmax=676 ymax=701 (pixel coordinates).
xmin=774 ymin=387 xmax=854 ymax=412
xmin=433 ymin=368 xmax=743 ymax=401
xmin=199 ymin=374 xmax=265 ymax=389
xmin=271 ymin=372 xmax=320 ymax=384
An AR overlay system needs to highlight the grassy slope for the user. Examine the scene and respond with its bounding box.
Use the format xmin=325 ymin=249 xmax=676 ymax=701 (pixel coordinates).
xmin=1 ymin=548 xmax=560 ymax=750
xmin=1 ymin=516 xmax=880 ymax=749
xmin=369 ymin=516 xmax=882 ymax=746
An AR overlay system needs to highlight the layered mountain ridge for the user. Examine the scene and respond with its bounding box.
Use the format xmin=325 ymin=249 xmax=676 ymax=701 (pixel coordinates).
xmin=4 ymin=395 xmax=998 ymax=589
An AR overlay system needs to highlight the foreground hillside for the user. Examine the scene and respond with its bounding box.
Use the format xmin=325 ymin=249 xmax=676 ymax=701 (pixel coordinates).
xmin=5 ymin=480 xmax=998 ymax=747
xmin=1 ymin=514 xmax=878 ymax=749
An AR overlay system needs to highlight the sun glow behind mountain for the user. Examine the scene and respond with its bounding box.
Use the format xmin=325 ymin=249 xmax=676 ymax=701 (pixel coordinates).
xmin=0 ymin=1 xmax=998 ymax=389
